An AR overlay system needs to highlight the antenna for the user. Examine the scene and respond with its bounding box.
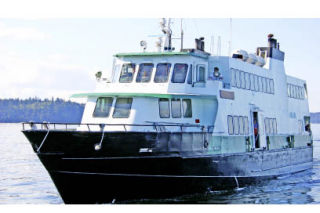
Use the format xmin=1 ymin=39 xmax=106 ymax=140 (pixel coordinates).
xmin=210 ymin=36 xmax=214 ymax=55
xmin=160 ymin=18 xmax=173 ymax=52
xmin=180 ymin=18 xmax=184 ymax=51
xmin=217 ymin=36 xmax=221 ymax=56
xmin=228 ymin=18 xmax=233 ymax=56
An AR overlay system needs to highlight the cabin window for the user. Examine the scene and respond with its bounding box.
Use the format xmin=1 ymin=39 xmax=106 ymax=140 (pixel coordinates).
xmin=171 ymin=98 xmax=182 ymax=118
xmin=231 ymin=69 xmax=236 ymax=87
xmin=240 ymin=71 xmax=245 ymax=89
xmin=236 ymin=70 xmax=241 ymax=88
xmin=233 ymin=116 xmax=239 ymax=135
xmin=239 ymin=116 xmax=244 ymax=135
xmin=245 ymin=72 xmax=250 ymax=90
xmin=304 ymin=83 xmax=308 ymax=99
xmin=172 ymin=64 xmax=188 ymax=83
xmin=266 ymin=79 xmax=271 ymax=93
xmin=154 ymin=63 xmax=171 ymax=83
xmin=182 ymin=99 xmax=192 ymax=118
xmin=196 ymin=65 xmax=206 ymax=82
xmin=159 ymin=98 xmax=170 ymax=118
xmin=253 ymin=75 xmax=258 ymax=91
xmin=136 ymin=63 xmax=154 ymax=83
xmin=187 ymin=65 xmax=193 ymax=84
xmin=265 ymin=118 xmax=270 ymax=134
xmin=304 ymin=116 xmax=311 ymax=132
xmin=93 ymin=97 xmax=113 ymax=118
xmin=250 ymin=74 xmax=254 ymax=91
xmin=273 ymin=118 xmax=277 ymax=134
xmin=119 ymin=63 xmax=136 ymax=83
xmin=112 ymin=98 xmax=133 ymax=118
xmin=244 ymin=116 xmax=249 ymax=135
xmin=262 ymin=77 xmax=267 ymax=93
xmin=228 ymin=115 xmax=234 ymax=135
xmin=270 ymin=79 xmax=274 ymax=94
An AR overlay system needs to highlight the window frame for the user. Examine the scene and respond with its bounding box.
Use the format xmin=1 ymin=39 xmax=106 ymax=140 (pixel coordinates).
xmin=233 ymin=116 xmax=240 ymax=135
xmin=171 ymin=98 xmax=182 ymax=118
xmin=158 ymin=98 xmax=171 ymax=118
xmin=182 ymin=99 xmax=192 ymax=118
xmin=228 ymin=115 xmax=234 ymax=135
xmin=171 ymin=63 xmax=188 ymax=83
xmin=196 ymin=64 xmax=206 ymax=83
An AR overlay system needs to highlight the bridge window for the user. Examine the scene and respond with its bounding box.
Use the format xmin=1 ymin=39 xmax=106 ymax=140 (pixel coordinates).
xmin=240 ymin=71 xmax=245 ymax=89
xmin=154 ymin=63 xmax=171 ymax=83
xmin=159 ymin=98 xmax=170 ymax=118
xmin=119 ymin=63 xmax=136 ymax=83
xmin=236 ymin=70 xmax=241 ymax=88
xmin=172 ymin=64 xmax=188 ymax=83
xmin=270 ymin=79 xmax=274 ymax=94
xmin=136 ymin=63 xmax=154 ymax=83
xmin=113 ymin=98 xmax=133 ymax=118
xmin=93 ymin=97 xmax=113 ymax=117
xmin=250 ymin=74 xmax=254 ymax=91
xmin=171 ymin=98 xmax=182 ymax=118
xmin=196 ymin=65 xmax=206 ymax=83
xmin=182 ymin=99 xmax=192 ymax=118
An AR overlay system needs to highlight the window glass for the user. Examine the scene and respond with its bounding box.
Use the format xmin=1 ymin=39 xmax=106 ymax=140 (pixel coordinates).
xmin=119 ymin=63 xmax=136 ymax=83
xmin=270 ymin=79 xmax=274 ymax=94
xmin=265 ymin=118 xmax=269 ymax=134
xmin=233 ymin=116 xmax=239 ymax=135
xmin=154 ymin=63 xmax=171 ymax=83
xmin=240 ymin=71 xmax=245 ymax=89
xmin=266 ymin=79 xmax=271 ymax=93
xmin=187 ymin=64 xmax=193 ymax=84
xmin=231 ymin=69 xmax=236 ymax=87
xmin=93 ymin=97 xmax=113 ymax=117
xmin=182 ymin=99 xmax=192 ymax=118
xmin=196 ymin=65 xmax=206 ymax=82
xmin=239 ymin=116 xmax=244 ymax=135
xmin=274 ymin=118 xmax=277 ymax=134
xmin=172 ymin=64 xmax=188 ymax=83
xmin=290 ymin=84 xmax=294 ymax=98
xmin=245 ymin=72 xmax=250 ymax=90
xmin=112 ymin=98 xmax=133 ymax=118
xmin=262 ymin=77 xmax=266 ymax=93
xmin=228 ymin=115 xmax=234 ymax=135
xmin=254 ymin=75 xmax=259 ymax=91
xmin=159 ymin=98 xmax=170 ymax=118
xmin=288 ymin=84 xmax=291 ymax=97
xmin=236 ymin=70 xmax=241 ymax=88
xmin=136 ymin=63 xmax=154 ymax=83
xmin=258 ymin=76 xmax=262 ymax=92
xmin=250 ymin=74 xmax=254 ymax=90
xmin=269 ymin=118 xmax=274 ymax=134
xmin=244 ymin=116 xmax=249 ymax=135
xmin=171 ymin=98 xmax=181 ymax=118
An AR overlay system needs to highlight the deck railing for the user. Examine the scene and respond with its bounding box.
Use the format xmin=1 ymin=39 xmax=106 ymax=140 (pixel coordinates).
xmin=22 ymin=122 xmax=213 ymax=133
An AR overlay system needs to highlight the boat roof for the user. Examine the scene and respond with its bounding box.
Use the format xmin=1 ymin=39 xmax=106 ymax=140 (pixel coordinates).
xmin=114 ymin=51 xmax=209 ymax=59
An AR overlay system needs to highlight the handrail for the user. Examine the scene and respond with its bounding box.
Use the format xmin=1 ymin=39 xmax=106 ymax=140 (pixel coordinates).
xmin=21 ymin=122 xmax=210 ymax=133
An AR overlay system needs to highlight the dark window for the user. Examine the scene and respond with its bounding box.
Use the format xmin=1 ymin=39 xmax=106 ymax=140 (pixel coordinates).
xmin=119 ymin=63 xmax=136 ymax=83
xmin=154 ymin=63 xmax=171 ymax=83
xmin=159 ymin=98 xmax=170 ymax=118
xmin=171 ymin=64 xmax=188 ymax=83
xmin=112 ymin=98 xmax=133 ymax=118
xmin=93 ymin=97 xmax=113 ymax=117
xmin=136 ymin=63 xmax=154 ymax=83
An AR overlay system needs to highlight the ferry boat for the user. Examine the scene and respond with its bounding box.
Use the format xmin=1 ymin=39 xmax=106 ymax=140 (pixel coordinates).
xmin=22 ymin=19 xmax=313 ymax=204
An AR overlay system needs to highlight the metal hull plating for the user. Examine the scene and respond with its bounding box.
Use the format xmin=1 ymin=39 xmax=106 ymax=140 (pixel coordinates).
xmin=23 ymin=130 xmax=313 ymax=204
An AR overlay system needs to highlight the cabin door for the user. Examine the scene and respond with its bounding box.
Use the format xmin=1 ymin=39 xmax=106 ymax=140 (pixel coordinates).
xmin=251 ymin=111 xmax=266 ymax=149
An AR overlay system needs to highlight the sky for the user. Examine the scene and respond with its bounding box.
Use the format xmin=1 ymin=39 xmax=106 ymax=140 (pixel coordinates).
xmin=0 ymin=18 xmax=320 ymax=111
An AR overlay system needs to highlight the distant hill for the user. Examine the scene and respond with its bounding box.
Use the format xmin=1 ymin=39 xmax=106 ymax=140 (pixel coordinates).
xmin=0 ymin=98 xmax=84 ymax=123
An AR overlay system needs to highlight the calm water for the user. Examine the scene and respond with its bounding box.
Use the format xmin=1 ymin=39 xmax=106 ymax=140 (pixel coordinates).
xmin=0 ymin=123 xmax=320 ymax=204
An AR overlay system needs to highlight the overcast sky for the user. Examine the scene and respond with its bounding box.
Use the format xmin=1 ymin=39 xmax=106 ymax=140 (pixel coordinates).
xmin=0 ymin=18 xmax=320 ymax=112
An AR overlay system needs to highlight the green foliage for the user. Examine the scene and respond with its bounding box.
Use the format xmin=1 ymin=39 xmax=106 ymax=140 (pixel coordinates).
xmin=0 ymin=98 xmax=84 ymax=123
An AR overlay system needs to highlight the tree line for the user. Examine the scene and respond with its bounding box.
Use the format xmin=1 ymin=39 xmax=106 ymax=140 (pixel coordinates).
xmin=0 ymin=98 xmax=84 ymax=123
